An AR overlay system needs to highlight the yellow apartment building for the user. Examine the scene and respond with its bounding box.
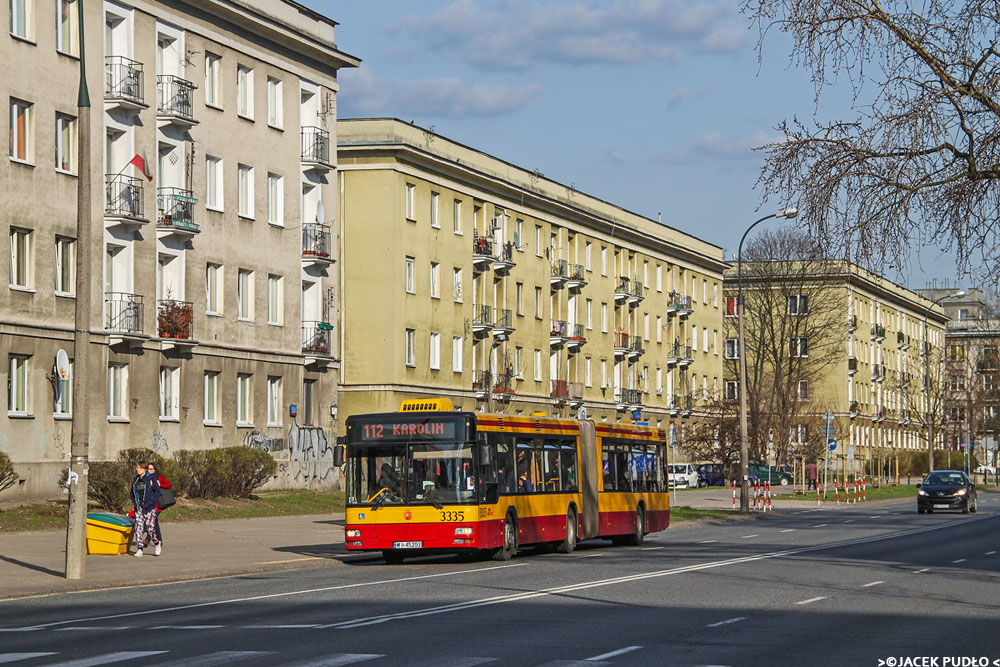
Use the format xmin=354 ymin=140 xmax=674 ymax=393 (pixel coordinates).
xmin=337 ymin=118 xmax=726 ymax=440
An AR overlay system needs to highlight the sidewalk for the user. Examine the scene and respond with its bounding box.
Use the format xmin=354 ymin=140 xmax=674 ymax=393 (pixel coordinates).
xmin=672 ymin=486 xmax=915 ymax=510
xmin=0 ymin=513 xmax=349 ymax=600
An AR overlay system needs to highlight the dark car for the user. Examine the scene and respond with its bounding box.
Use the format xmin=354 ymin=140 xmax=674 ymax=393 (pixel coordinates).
xmin=696 ymin=463 xmax=725 ymax=488
xmin=747 ymin=463 xmax=793 ymax=486
xmin=917 ymin=470 xmax=978 ymax=514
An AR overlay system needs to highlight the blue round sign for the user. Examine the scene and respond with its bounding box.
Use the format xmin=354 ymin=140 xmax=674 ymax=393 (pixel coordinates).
xmin=828 ymin=438 xmax=837 ymax=451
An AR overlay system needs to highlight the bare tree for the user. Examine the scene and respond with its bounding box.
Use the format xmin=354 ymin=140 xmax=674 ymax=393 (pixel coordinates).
xmin=893 ymin=338 xmax=948 ymax=474
xmin=744 ymin=1 xmax=1000 ymax=281
xmin=682 ymin=393 xmax=741 ymax=469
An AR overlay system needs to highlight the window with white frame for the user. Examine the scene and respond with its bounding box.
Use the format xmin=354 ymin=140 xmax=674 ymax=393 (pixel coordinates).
xmin=10 ymin=0 xmax=31 ymax=39
xmin=8 ymin=355 xmax=28 ymax=415
xmin=54 ymin=236 xmax=74 ymax=295
xmin=9 ymin=99 xmax=31 ymax=162
xmin=725 ymin=295 xmax=738 ymax=317
xmin=725 ymin=380 xmax=739 ymax=402
xmin=703 ymin=328 xmax=709 ymax=352
xmin=713 ymin=330 xmax=718 ymax=355
xmin=206 ymin=263 xmax=221 ymax=314
xmin=54 ymin=358 xmax=72 ymax=416
xmin=796 ymin=380 xmax=810 ymax=401
xmin=267 ymin=274 xmax=282 ymax=324
xmin=205 ymin=156 xmax=223 ymax=210
xmin=514 ymin=346 xmax=523 ymax=378
xmin=159 ymin=366 xmax=179 ymax=420
xmin=56 ymin=0 xmax=79 ymax=55
xmin=9 ymin=228 xmax=31 ymax=288
xmin=107 ymin=363 xmax=127 ymax=419
xmin=237 ymin=164 xmax=254 ymax=218
xmin=600 ymin=359 xmax=607 ymax=388
xmin=237 ymin=268 xmax=253 ymax=320
xmin=404 ymin=256 xmax=414 ymax=293
xmin=405 ymin=183 xmax=415 ymax=220
xmin=713 ymin=284 xmax=719 ymax=307
xmin=429 ymin=262 xmax=439 ymax=299
xmin=534 ymin=286 xmax=542 ymax=319
xmin=236 ymin=373 xmax=252 ymax=425
xmin=453 ymin=199 xmax=462 ymax=234
xmin=429 ymin=332 xmax=440 ymax=370
xmin=452 ymin=336 xmax=463 ymax=372
xmin=267 ymin=173 xmax=283 ymax=225
xmin=586 ymin=299 xmax=593 ymax=329
xmin=404 ymin=329 xmax=415 ymax=366
xmin=430 ymin=192 xmax=439 ymax=228
xmin=788 ymin=294 xmax=809 ymax=315
xmin=585 ymin=242 xmax=592 ymax=271
xmin=725 ymin=338 xmax=739 ymax=359
xmin=644 ymin=313 xmax=650 ymax=341
xmin=534 ymin=349 xmax=542 ymax=381
xmin=656 ymin=265 xmax=662 ymax=292
xmin=600 ymin=247 xmax=607 ymax=275
xmin=237 ymin=65 xmax=254 ymax=119
xmin=515 ymin=218 xmax=523 ymax=250
xmin=515 ymin=282 xmax=524 ymax=315
xmin=204 ymin=371 xmax=219 ymax=423
xmin=601 ymin=302 xmax=607 ymax=333
xmin=656 ymin=368 xmax=662 ymax=394
xmin=703 ymin=279 xmax=708 ymax=304
xmin=266 ymin=376 xmax=281 ymax=425
xmin=55 ymin=113 xmax=76 ymax=172
xmin=656 ymin=316 xmax=662 ymax=343
xmin=453 ymin=268 xmax=462 ymax=302
xmin=205 ymin=54 xmax=221 ymax=106
xmin=585 ymin=357 xmax=592 ymax=386
xmin=266 ymin=77 xmax=282 ymax=127
xmin=534 ymin=226 xmax=542 ymax=256
xmin=790 ymin=336 xmax=809 ymax=358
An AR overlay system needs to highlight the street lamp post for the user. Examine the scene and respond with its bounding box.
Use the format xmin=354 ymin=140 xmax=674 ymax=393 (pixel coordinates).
xmin=737 ymin=207 xmax=798 ymax=512
xmin=923 ymin=290 xmax=963 ymax=476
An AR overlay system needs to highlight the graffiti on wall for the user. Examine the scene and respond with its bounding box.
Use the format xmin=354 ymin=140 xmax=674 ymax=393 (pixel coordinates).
xmin=243 ymin=430 xmax=281 ymax=452
xmin=150 ymin=430 xmax=169 ymax=453
xmin=287 ymin=424 xmax=335 ymax=488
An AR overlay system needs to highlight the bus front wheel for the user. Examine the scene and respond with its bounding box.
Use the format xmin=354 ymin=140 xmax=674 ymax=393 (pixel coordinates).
xmin=492 ymin=511 xmax=517 ymax=561
xmin=556 ymin=509 xmax=577 ymax=554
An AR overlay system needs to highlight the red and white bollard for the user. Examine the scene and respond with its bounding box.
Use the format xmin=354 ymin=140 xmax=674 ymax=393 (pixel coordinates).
xmin=767 ymin=481 xmax=772 ymax=511
xmin=732 ymin=480 xmax=737 ymax=509
xmin=834 ymin=479 xmax=840 ymax=505
xmin=862 ymin=476 xmax=867 ymax=501
xmin=816 ymin=481 xmax=821 ymax=506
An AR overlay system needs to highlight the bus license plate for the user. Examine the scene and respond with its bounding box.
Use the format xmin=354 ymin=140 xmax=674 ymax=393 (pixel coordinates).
xmin=392 ymin=541 xmax=422 ymax=549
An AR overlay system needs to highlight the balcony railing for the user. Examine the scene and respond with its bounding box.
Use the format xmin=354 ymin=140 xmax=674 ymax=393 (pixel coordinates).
xmin=614 ymin=330 xmax=630 ymax=349
xmin=493 ymin=372 xmax=514 ymax=394
xmin=848 ymin=356 xmax=858 ymax=375
xmin=494 ymin=308 xmax=514 ymax=331
xmin=620 ymin=388 xmax=642 ymax=406
xmin=156 ymin=299 xmax=193 ymax=339
xmin=157 ymin=187 xmax=198 ymax=231
xmin=571 ymin=323 xmax=586 ymax=340
xmin=615 ymin=276 xmax=631 ymax=299
xmin=551 ymin=319 xmax=569 ymax=338
xmin=301 ymin=126 xmax=330 ymax=165
xmin=105 ymin=292 xmax=143 ymax=334
xmin=105 ymin=55 xmax=144 ymax=106
xmin=156 ymin=75 xmax=195 ymax=122
xmin=628 ymin=337 xmax=644 ymax=356
xmin=870 ymin=324 xmax=886 ymax=341
xmin=301 ymin=321 xmax=332 ymax=355
xmin=105 ymin=174 xmax=145 ymax=220
xmin=302 ymin=223 xmax=332 ymax=259
xmin=872 ymin=364 xmax=886 ymax=382
xmin=551 ymin=379 xmax=569 ymax=399
xmin=848 ymin=314 xmax=858 ymax=331
xmin=472 ymin=231 xmax=494 ymax=259
xmin=551 ymin=259 xmax=569 ymax=279
xmin=631 ymin=280 xmax=645 ymax=300
xmin=473 ymin=305 xmax=494 ymax=330
xmin=568 ymin=382 xmax=584 ymax=400
xmin=568 ymin=263 xmax=586 ymax=282
xmin=494 ymin=241 xmax=516 ymax=269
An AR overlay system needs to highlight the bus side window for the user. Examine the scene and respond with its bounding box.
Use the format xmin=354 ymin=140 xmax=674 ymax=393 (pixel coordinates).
xmin=532 ymin=446 xmax=544 ymax=494
xmin=496 ymin=440 xmax=514 ymax=494
xmin=542 ymin=440 xmax=561 ymax=492
xmin=614 ymin=445 xmax=630 ymax=492
xmin=602 ymin=446 xmax=614 ymax=491
xmin=516 ymin=441 xmax=533 ymax=493
xmin=562 ymin=443 xmax=578 ymax=491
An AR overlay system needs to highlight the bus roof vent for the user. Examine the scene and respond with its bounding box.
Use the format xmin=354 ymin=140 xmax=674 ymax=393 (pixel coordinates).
xmin=399 ymin=398 xmax=454 ymax=412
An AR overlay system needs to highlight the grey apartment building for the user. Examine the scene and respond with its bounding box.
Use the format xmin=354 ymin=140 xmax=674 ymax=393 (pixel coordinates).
xmin=1 ymin=0 xmax=358 ymax=498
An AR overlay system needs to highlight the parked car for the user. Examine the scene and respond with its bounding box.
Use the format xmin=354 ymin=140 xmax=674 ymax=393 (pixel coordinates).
xmin=973 ymin=465 xmax=996 ymax=475
xmin=747 ymin=463 xmax=793 ymax=486
xmin=917 ymin=470 xmax=977 ymax=514
xmin=696 ymin=463 xmax=725 ymax=488
xmin=667 ymin=463 xmax=699 ymax=489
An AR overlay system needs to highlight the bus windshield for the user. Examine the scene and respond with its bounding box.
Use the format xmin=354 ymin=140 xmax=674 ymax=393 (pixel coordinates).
xmin=347 ymin=442 xmax=476 ymax=506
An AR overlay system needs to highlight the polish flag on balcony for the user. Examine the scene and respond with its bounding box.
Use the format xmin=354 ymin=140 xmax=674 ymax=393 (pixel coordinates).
xmin=128 ymin=151 xmax=153 ymax=181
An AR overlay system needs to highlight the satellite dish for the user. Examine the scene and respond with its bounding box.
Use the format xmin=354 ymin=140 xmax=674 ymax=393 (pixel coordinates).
xmin=55 ymin=349 xmax=71 ymax=381
xmin=316 ymin=200 xmax=325 ymax=223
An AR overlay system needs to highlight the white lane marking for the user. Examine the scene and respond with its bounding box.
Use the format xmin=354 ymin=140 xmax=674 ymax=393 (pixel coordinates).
xmin=0 ymin=655 xmax=58 ymax=664
xmin=780 ymin=529 xmax=796 ymax=533
xmin=54 ymin=627 xmax=130 ymax=631
xmin=149 ymin=625 xmax=224 ymax=630
xmin=914 ymin=568 xmax=930 ymax=574
xmin=952 ymin=559 xmax=967 ymax=563
xmin=2 ymin=563 xmax=527 ymax=631
xmin=740 ymin=534 xmax=758 ymax=539
xmin=255 ymin=556 xmax=324 ymax=565
xmin=986 ymin=551 xmax=997 ymax=555
xmin=706 ymin=617 xmax=746 ymax=628
xmin=861 ymin=581 xmax=884 ymax=587
xmin=843 ymin=520 xmax=855 ymax=523
xmin=575 ymin=553 xmax=607 ymax=558
xmin=278 ymin=654 xmax=384 ymax=667
xmin=321 ymin=519 xmax=990 ymax=629
xmin=870 ymin=515 xmax=881 ymax=518
xmin=698 ymin=540 xmax=717 ymax=544
xmin=243 ymin=624 xmax=321 ymax=629
xmin=45 ymin=652 xmax=168 ymax=667
xmin=795 ymin=596 xmax=827 ymax=606
xmin=586 ymin=646 xmax=643 ymax=661
xmin=150 ymin=651 xmax=272 ymax=667
xmin=641 ymin=546 xmax=665 ymax=551
xmin=813 ymin=524 xmax=828 ymax=527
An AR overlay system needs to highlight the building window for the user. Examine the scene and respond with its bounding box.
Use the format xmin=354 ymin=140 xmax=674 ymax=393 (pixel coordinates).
xmin=301 ymin=379 xmax=315 ymax=425
xmin=600 ymin=359 xmax=607 ymax=388
xmin=429 ymin=332 xmax=440 ymax=370
xmin=54 ymin=358 xmax=72 ymax=416
xmin=405 ymin=256 xmax=415 ymax=293
xmin=534 ymin=349 xmax=542 ymax=381
xmin=204 ymin=371 xmax=219 ymax=423
xmin=430 ymin=192 xmax=439 ymax=228
xmin=267 ymin=173 xmax=283 ymax=225
xmin=725 ymin=380 xmax=739 ymax=401
xmin=7 ymin=355 xmax=28 ymax=415
xmin=159 ymin=366 xmax=179 ymax=420
xmin=54 ymin=113 xmax=76 ymax=172
xmin=655 ymin=316 xmax=662 ymax=343
xmin=9 ymin=228 xmax=31 ymax=288
xmin=266 ymin=376 xmax=281 ymax=425
xmin=237 ymin=373 xmax=252 ymax=425
xmin=237 ymin=268 xmax=253 ymax=320
xmin=206 ymin=263 xmax=221 ymax=314
xmin=205 ymin=54 xmax=221 ymax=106
xmin=950 ymin=375 xmax=965 ymax=391
xmin=405 ymin=183 xmax=415 ymax=220
xmin=949 ymin=406 xmax=966 ymax=423
xmin=516 ymin=283 xmax=524 ymax=315
xmin=713 ymin=284 xmax=719 ymax=307
xmin=453 ymin=268 xmax=463 ymax=302
xmin=644 ymin=313 xmax=650 ymax=341
xmin=10 ymin=0 xmax=30 ymax=38
xmin=266 ymin=77 xmax=282 ymax=127
xmin=585 ymin=242 xmax=592 ymax=271
xmin=452 ymin=336 xmax=463 ymax=372
xmin=534 ymin=286 xmax=542 ymax=319
xmin=788 ymin=294 xmax=809 ymax=315
xmin=656 ymin=265 xmax=662 ymax=292
xmin=790 ymin=337 xmax=809 ymax=358
xmin=725 ymin=295 xmax=738 ymax=317
xmin=54 ymin=236 xmax=74 ymax=295
xmin=796 ymin=380 xmax=810 ymax=401
xmin=107 ymin=363 xmax=127 ymax=419
xmin=453 ymin=199 xmax=462 ymax=234
xmin=9 ymin=99 xmax=31 ymax=162
xmin=237 ymin=164 xmax=254 ymax=218
xmin=404 ymin=328 xmax=415 ymax=366
xmin=56 ymin=0 xmax=79 ymax=54
xmin=600 ymin=247 xmax=607 ymax=275
xmin=267 ymin=274 xmax=282 ymax=325
xmin=534 ymin=225 xmax=542 ymax=257
xmin=429 ymin=262 xmax=439 ymax=299
xmin=601 ymin=302 xmax=607 ymax=333
xmin=725 ymin=338 xmax=739 ymax=359
xmin=515 ymin=218 xmax=523 ymax=250
xmin=205 ymin=156 xmax=223 ymax=210
xmin=515 ymin=346 xmax=523 ymax=378
xmin=237 ymin=65 xmax=254 ymax=119
xmin=586 ymin=299 xmax=593 ymax=330
xmin=713 ymin=330 xmax=718 ymax=355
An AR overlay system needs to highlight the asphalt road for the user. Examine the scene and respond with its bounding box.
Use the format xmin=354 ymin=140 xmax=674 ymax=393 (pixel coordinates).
xmin=1 ymin=495 xmax=999 ymax=667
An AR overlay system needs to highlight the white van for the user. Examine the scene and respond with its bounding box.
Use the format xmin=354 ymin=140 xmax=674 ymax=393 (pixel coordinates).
xmin=667 ymin=463 xmax=699 ymax=489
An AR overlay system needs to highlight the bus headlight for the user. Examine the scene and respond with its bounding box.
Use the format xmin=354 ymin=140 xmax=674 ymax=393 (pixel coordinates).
xmin=346 ymin=529 xmax=362 ymax=538
xmin=454 ymin=527 xmax=473 ymax=536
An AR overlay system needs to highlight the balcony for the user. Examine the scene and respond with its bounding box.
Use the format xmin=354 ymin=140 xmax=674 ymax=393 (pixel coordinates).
xmin=667 ymin=341 xmax=681 ymax=366
xmin=848 ymin=314 xmax=858 ymax=332
xmin=614 ymin=277 xmax=631 ymax=304
xmin=870 ymin=324 xmax=886 ymax=342
xmin=300 ymin=126 xmax=332 ymax=172
xmin=550 ymin=319 xmax=569 ymax=347
xmin=302 ymin=223 xmax=333 ymax=267
xmin=614 ymin=330 xmax=630 ymax=358
xmin=566 ymin=264 xmax=587 ymax=291
xmin=157 ymin=299 xmax=196 ymax=351
xmin=493 ymin=241 xmax=516 ymax=274
xmin=617 ymin=387 xmax=642 ymax=408
xmin=492 ymin=308 xmax=514 ymax=340
xmin=921 ymin=341 xmax=932 ymax=357
xmin=627 ymin=336 xmax=644 ymax=360
xmin=301 ymin=321 xmax=333 ymax=361
xmin=682 ymin=394 xmax=694 ymax=416
xmin=666 ymin=291 xmax=681 ymax=315
xmin=900 ymin=371 xmax=913 ymax=387
xmin=550 ymin=259 xmax=569 ymax=288
xmin=674 ymin=342 xmax=693 ymax=367
xmin=566 ymin=323 xmax=586 ymax=351
xmin=850 ymin=401 xmax=861 ymax=419
xmin=156 ymin=187 xmax=199 ymax=237
xmin=875 ymin=407 xmax=888 ymax=423
xmin=472 ymin=305 xmax=493 ymax=336
xmin=474 ymin=370 xmax=514 ymax=400
xmin=551 ymin=379 xmax=569 ymax=401
xmin=676 ymin=294 xmax=693 ymax=318
xmin=105 ymin=174 xmax=147 ymax=228
xmin=667 ymin=394 xmax=683 ymax=416
xmin=156 ymin=75 xmax=197 ymax=126
xmin=105 ymin=292 xmax=145 ymax=346
xmin=871 ymin=364 xmax=886 ymax=383
xmin=104 ymin=56 xmax=146 ymax=111
xmin=899 ymin=408 xmax=911 ymax=425
xmin=568 ymin=381 xmax=584 ymax=402
xmin=473 ymin=370 xmax=491 ymax=400
xmin=629 ymin=279 xmax=645 ymax=306
xmin=493 ymin=372 xmax=514 ymax=400
xmin=472 ymin=233 xmax=493 ymax=272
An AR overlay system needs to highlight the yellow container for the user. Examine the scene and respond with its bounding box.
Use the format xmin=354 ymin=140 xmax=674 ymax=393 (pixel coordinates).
xmin=86 ymin=513 xmax=135 ymax=555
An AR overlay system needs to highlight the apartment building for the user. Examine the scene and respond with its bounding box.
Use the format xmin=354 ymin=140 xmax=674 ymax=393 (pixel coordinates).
xmin=723 ymin=261 xmax=948 ymax=469
xmin=2 ymin=0 xmax=358 ymax=498
xmin=337 ymin=118 xmax=726 ymax=440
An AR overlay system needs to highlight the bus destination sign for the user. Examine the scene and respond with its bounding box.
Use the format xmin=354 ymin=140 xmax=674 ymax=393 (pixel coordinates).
xmin=352 ymin=419 xmax=460 ymax=443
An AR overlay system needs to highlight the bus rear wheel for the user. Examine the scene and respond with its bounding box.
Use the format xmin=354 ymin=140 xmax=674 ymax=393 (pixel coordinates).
xmin=624 ymin=506 xmax=645 ymax=546
xmin=492 ymin=511 xmax=517 ymax=561
xmin=556 ymin=509 xmax=577 ymax=554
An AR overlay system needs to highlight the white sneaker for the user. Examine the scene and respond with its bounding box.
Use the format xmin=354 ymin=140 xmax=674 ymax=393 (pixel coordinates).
xmin=134 ymin=549 xmax=143 ymax=558
xmin=154 ymin=544 xmax=161 ymax=556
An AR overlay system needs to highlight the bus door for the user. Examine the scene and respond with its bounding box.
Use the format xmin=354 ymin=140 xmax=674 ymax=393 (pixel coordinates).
xmin=578 ymin=420 xmax=598 ymax=538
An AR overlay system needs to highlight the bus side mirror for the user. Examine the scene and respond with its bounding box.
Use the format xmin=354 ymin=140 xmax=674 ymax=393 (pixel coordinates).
xmin=478 ymin=442 xmax=492 ymax=467
xmin=333 ymin=445 xmax=345 ymax=467
xmin=484 ymin=483 xmax=499 ymax=505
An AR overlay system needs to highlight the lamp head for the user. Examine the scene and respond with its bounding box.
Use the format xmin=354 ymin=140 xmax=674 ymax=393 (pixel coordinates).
xmin=951 ymin=290 xmax=966 ymax=298
xmin=777 ymin=207 xmax=798 ymax=219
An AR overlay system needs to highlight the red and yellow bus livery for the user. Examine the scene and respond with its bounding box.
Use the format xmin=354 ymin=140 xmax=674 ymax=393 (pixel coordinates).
xmin=342 ymin=400 xmax=670 ymax=562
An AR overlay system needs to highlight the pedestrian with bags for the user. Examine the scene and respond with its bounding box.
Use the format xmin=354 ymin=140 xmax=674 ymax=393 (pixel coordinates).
xmin=147 ymin=462 xmax=174 ymax=553
xmin=129 ymin=460 xmax=161 ymax=557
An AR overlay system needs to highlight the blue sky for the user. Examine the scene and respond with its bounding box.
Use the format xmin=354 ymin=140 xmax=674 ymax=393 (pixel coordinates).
xmin=310 ymin=0 xmax=960 ymax=290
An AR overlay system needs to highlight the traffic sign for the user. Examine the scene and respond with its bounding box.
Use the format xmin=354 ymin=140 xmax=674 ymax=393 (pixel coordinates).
xmin=821 ymin=423 xmax=835 ymax=440
xmin=828 ymin=438 xmax=837 ymax=451
xmin=671 ymin=426 xmax=678 ymax=445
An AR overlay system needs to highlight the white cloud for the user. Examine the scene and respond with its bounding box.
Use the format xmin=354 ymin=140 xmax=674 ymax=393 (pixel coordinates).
xmin=393 ymin=0 xmax=749 ymax=71
xmin=658 ymin=130 xmax=779 ymax=164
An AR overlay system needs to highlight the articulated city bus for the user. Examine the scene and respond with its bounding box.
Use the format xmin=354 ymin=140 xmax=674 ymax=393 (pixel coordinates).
xmin=341 ymin=399 xmax=669 ymax=563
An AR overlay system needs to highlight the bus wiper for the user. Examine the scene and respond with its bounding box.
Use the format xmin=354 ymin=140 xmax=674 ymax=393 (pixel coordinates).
xmin=367 ymin=488 xmax=390 ymax=511
xmin=425 ymin=490 xmax=443 ymax=510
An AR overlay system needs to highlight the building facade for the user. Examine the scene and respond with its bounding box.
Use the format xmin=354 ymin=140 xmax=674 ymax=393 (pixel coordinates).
xmin=2 ymin=0 xmax=358 ymax=499
xmin=337 ymin=118 xmax=726 ymax=440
